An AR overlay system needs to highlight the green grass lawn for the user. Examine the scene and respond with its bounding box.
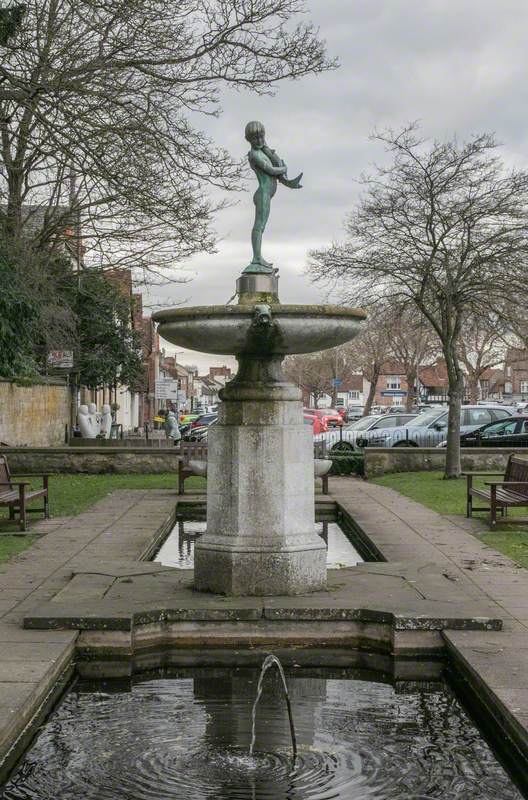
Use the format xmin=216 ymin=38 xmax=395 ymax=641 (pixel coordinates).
xmin=372 ymin=471 xmax=528 ymax=568
xmin=0 ymin=473 xmax=206 ymax=564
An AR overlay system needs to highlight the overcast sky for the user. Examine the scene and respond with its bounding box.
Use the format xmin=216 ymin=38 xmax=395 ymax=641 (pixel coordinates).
xmin=149 ymin=0 xmax=528 ymax=372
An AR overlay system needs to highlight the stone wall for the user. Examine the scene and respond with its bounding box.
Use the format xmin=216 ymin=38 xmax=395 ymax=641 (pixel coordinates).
xmin=0 ymin=380 xmax=70 ymax=447
xmin=0 ymin=447 xmax=181 ymax=474
xmin=364 ymin=447 xmax=520 ymax=479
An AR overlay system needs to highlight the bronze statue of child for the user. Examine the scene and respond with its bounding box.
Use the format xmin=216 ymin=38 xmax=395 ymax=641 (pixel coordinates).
xmin=244 ymin=120 xmax=302 ymax=273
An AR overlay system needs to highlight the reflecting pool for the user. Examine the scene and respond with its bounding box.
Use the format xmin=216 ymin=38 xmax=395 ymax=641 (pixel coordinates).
xmin=1 ymin=668 xmax=522 ymax=799
xmin=155 ymin=520 xmax=362 ymax=569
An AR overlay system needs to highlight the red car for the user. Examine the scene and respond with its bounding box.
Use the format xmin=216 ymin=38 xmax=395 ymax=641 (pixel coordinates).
xmin=303 ymin=413 xmax=328 ymax=434
xmin=306 ymin=408 xmax=344 ymax=428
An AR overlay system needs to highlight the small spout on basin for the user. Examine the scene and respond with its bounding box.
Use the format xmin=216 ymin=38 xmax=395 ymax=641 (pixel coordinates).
xmin=253 ymin=304 xmax=272 ymax=326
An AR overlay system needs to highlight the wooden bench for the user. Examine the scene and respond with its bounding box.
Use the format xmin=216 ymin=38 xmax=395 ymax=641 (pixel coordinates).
xmin=0 ymin=455 xmax=49 ymax=531
xmin=465 ymin=454 xmax=528 ymax=530
xmin=178 ymin=442 xmax=208 ymax=495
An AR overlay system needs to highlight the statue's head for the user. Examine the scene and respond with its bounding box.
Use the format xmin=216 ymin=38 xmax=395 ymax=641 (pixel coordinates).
xmin=245 ymin=120 xmax=265 ymax=148
xmin=78 ymin=404 xmax=88 ymax=417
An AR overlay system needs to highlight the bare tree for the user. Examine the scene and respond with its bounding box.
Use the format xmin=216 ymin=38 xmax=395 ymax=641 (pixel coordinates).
xmin=310 ymin=127 xmax=528 ymax=477
xmin=387 ymin=303 xmax=438 ymax=411
xmin=458 ymin=314 xmax=507 ymax=403
xmin=284 ymin=348 xmax=346 ymax=408
xmin=350 ymin=303 xmax=394 ymax=416
xmin=0 ymin=0 xmax=334 ymax=276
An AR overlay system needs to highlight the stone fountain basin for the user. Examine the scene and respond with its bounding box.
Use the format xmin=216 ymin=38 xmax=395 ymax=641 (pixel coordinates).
xmin=152 ymin=304 xmax=366 ymax=355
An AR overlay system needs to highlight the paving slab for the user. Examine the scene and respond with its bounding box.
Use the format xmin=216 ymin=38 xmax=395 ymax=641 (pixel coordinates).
xmin=23 ymin=560 xmax=502 ymax=635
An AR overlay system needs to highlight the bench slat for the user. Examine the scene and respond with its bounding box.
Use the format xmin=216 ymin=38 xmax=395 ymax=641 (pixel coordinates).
xmin=0 ymin=491 xmax=19 ymax=504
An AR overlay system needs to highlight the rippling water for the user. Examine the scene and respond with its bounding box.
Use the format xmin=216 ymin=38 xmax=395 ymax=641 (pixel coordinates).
xmin=1 ymin=669 xmax=522 ymax=799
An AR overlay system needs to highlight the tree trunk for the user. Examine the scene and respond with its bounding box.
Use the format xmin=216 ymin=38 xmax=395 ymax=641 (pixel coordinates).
xmin=363 ymin=368 xmax=380 ymax=416
xmin=406 ymin=367 xmax=417 ymax=411
xmin=468 ymin=375 xmax=479 ymax=404
xmin=444 ymin=350 xmax=464 ymax=479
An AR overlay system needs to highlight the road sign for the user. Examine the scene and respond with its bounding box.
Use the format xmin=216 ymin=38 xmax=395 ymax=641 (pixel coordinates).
xmin=47 ymin=350 xmax=74 ymax=368
xmin=331 ymin=378 xmax=342 ymax=387
xmin=155 ymin=378 xmax=179 ymax=400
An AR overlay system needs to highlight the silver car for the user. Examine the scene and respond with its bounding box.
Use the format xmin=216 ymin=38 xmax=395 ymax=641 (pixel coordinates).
xmin=315 ymin=413 xmax=418 ymax=452
xmin=359 ymin=405 xmax=514 ymax=448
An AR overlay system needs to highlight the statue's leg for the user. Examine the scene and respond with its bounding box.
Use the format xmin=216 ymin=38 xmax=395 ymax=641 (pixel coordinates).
xmin=251 ymin=193 xmax=272 ymax=267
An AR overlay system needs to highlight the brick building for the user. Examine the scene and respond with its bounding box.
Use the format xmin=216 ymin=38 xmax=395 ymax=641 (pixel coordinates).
xmin=373 ymin=361 xmax=409 ymax=407
xmin=504 ymin=348 xmax=528 ymax=401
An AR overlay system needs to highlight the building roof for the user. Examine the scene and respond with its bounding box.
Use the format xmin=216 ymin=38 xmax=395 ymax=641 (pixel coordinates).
xmin=379 ymin=360 xmax=405 ymax=375
xmin=339 ymin=375 xmax=363 ymax=392
xmin=419 ymin=359 xmax=449 ymax=388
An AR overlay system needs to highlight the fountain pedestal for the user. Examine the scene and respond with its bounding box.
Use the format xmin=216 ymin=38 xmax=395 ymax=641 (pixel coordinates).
xmin=194 ymin=353 xmax=327 ymax=595
xmin=153 ymin=271 xmax=365 ymax=597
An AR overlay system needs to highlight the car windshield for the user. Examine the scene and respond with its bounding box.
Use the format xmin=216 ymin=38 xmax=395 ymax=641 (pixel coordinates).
xmin=406 ymin=410 xmax=445 ymax=427
xmin=345 ymin=416 xmax=381 ymax=431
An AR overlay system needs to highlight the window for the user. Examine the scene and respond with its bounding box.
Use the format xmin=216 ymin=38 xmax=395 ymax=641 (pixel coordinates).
xmin=506 ymin=366 xmax=512 ymax=377
xmin=386 ymin=375 xmax=401 ymax=389
xmin=372 ymin=417 xmax=398 ymax=429
xmin=482 ymin=419 xmax=518 ymax=437
xmin=348 ymin=390 xmax=360 ymax=399
xmin=492 ymin=409 xmax=512 ymax=420
xmin=464 ymin=408 xmax=493 ymax=427
xmin=521 ymin=381 xmax=528 ymax=395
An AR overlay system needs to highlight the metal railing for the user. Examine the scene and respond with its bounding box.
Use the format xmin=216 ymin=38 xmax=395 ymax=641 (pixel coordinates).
xmin=316 ymin=427 xmax=528 ymax=451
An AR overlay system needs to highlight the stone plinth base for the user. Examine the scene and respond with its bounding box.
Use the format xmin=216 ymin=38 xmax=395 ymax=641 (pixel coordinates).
xmin=194 ymin=545 xmax=326 ymax=596
xmin=194 ymin=351 xmax=327 ymax=596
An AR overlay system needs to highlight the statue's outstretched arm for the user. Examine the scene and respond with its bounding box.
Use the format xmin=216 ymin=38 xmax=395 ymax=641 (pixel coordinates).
xmin=250 ymin=149 xmax=286 ymax=177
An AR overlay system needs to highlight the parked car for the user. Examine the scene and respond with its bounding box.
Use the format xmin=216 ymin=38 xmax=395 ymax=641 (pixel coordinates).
xmin=314 ymin=413 xmax=418 ymax=452
xmin=180 ymin=413 xmax=218 ymax=438
xmin=184 ymin=422 xmax=216 ymax=442
xmin=190 ymin=413 xmax=218 ymax=428
xmin=437 ymin=416 xmax=528 ymax=448
xmin=305 ymin=408 xmax=344 ymax=428
xmin=179 ymin=413 xmax=200 ymax=425
xmin=344 ymin=405 xmax=364 ymax=422
xmin=303 ymin=413 xmax=327 ymax=435
xmin=359 ymin=405 xmax=515 ymax=448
